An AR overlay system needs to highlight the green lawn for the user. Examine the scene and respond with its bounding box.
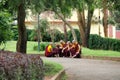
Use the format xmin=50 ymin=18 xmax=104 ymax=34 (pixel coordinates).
xmin=5 ymin=41 xmax=44 ymax=54
xmin=82 ymin=47 xmax=120 ymax=57
xmin=4 ymin=41 xmax=120 ymax=57
xmin=44 ymin=60 xmax=63 ymax=76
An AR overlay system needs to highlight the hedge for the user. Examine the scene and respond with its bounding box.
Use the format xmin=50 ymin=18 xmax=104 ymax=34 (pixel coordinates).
xmin=89 ymin=34 xmax=120 ymax=52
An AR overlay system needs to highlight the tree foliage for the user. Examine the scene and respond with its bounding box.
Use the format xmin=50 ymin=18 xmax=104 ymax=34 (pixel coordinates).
xmin=0 ymin=12 xmax=12 ymax=47
xmin=6 ymin=0 xmax=46 ymax=53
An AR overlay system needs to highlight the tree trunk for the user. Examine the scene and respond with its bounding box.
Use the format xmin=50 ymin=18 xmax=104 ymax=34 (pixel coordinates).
xmin=103 ymin=0 xmax=108 ymax=37
xmin=77 ymin=10 xmax=87 ymax=47
xmin=85 ymin=6 xmax=94 ymax=47
xmin=16 ymin=2 xmax=27 ymax=53
xmin=38 ymin=13 xmax=41 ymax=51
xmin=77 ymin=7 xmax=94 ymax=47
xmin=54 ymin=10 xmax=77 ymax=41
xmin=63 ymin=22 xmax=67 ymax=42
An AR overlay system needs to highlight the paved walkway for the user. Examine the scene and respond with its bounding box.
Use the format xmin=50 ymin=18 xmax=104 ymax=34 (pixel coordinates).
xmin=42 ymin=57 xmax=120 ymax=80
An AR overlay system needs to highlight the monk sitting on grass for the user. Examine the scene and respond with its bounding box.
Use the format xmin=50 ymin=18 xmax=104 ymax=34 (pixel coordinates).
xmin=58 ymin=40 xmax=67 ymax=57
xmin=45 ymin=43 xmax=55 ymax=57
xmin=70 ymin=40 xmax=81 ymax=58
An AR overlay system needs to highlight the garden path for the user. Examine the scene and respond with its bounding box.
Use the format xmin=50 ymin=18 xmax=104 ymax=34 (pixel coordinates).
xmin=42 ymin=57 xmax=120 ymax=80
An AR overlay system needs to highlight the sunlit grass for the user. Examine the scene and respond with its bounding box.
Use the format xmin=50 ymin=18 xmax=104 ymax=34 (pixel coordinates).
xmin=5 ymin=41 xmax=44 ymax=54
xmin=4 ymin=41 xmax=120 ymax=57
xmin=82 ymin=47 xmax=120 ymax=57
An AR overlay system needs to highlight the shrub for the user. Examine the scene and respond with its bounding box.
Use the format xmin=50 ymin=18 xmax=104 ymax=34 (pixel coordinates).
xmin=33 ymin=42 xmax=49 ymax=51
xmin=12 ymin=28 xmax=37 ymax=41
xmin=42 ymin=32 xmax=51 ymax=42
xmin=53 ymin=29 xmax=64 ymax=42
xmin=0 ymin=12 xmax=12 ymax=46
xmin=67 ymin=29 xmax=81 ymax=43
xmin=11 ymin=27 xmax=18 ymax=40
xmin=42 ymin=29 xmax=64 ymax=42
xmin=0 ymin=51 xmax=44 ymax=80
xmin=89 ymin=34 xmax=120 ymax=52
xmin=27 ymin=29 xmax=37 ymax=41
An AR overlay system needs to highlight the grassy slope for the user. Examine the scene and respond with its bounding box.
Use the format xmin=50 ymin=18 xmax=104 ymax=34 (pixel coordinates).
xmin=5 ymin=41 xmax=120 ymax=57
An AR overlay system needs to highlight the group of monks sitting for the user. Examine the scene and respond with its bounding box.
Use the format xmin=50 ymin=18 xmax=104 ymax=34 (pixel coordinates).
xmin=45 ymin=40 xmax=81 ymax=58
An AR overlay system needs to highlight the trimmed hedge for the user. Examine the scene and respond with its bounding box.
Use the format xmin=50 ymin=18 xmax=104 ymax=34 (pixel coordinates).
xmin=89 ymin=34 xmax=120 ymax=52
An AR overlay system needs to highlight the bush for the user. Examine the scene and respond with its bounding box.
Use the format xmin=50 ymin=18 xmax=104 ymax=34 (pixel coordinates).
xmin=89 ymin=34 xmax=120 ymax=52
xmin=0 ymin=51 xmax=44 ymax=80
xmin=53 ymin=29 xmax=64 ymax=42
xmin=0 ymin=12 xmax=12 ymax=46
xmin=42 ymin=29 xmax=64 ymax=42
xmin=33 ymin=42 xmax=49 ymax=51
xmin=27 ymin=29 xmax=37 ymax=41
xmin=42 ymin=32 xmax=51 ymax=42
xmin=11 ymin=27 xmax=18 ymax=40
xmin=12 ymin=28 xmax=37 ymax=41
xmin=67 ymin=29 xmax=81 ymax=43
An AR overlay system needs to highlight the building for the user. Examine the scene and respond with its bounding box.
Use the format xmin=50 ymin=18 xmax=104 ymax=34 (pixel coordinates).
xmin=25 ymin=9 xmax=120 ymax=40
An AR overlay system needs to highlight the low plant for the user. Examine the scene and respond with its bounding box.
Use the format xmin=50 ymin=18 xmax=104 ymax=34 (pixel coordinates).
xmin=0 ymin=51 xmax=44 ymax=80
xmin=33 ymin=42 xmax=49 ymax=51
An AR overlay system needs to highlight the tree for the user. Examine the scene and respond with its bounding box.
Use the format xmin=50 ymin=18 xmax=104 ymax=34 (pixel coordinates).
xmin=103 ymin=0 xmax=108 ymax=37
xmin=7 ymin=0 xmax=45 ymax=53
xmin=63 ymin=22 xmax=68 ymax=42
xmin=108 ymin=0 xmax=120 ymax=26
xmin=44 ymin=0 xmax=77 ymax=42
xmin=72 ymin=0 xmax=95 ymax=47
xmin=100 ymin=0 xmax=120 ymax=37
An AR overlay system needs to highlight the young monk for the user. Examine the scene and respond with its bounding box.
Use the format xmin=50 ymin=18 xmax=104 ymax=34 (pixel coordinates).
xmin=45 ymin=43 xmax=54 ymax=57
xmin=62 ymin=41 xmax=72 ymax=57
xmin=58 ymin=40 xmax=66 ymax=57
xmin=71 ymin=40 xmax=81 ymax=58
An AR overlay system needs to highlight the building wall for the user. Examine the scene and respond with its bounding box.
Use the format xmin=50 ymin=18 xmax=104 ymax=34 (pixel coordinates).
xmin=116 ymin=30 xmax=120 ymax=39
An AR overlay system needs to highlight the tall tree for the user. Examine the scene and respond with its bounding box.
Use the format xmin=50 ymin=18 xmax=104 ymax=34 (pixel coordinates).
xmin=8 ymin=0 xmax=45 ymax=53
xmin=72 ymin=0 xmax=95 ymax=47
xmin=103 ymin=0 xmax=108 ymax=37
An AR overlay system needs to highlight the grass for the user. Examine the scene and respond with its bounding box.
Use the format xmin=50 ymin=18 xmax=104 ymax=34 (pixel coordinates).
xmin=5 ymin=41 xmax=44 ymax=54
xmin=44 ymin=60 xmax=63 ymax=76
xmin=82 ymin=48 xmax=120 ymax=57
xmin=4 ymin=41 xmax=120 ymax=57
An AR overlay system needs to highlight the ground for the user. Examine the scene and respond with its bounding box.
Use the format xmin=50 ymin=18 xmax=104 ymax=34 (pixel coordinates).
xmin=42 ymin=57 xmax=120 ymax=80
